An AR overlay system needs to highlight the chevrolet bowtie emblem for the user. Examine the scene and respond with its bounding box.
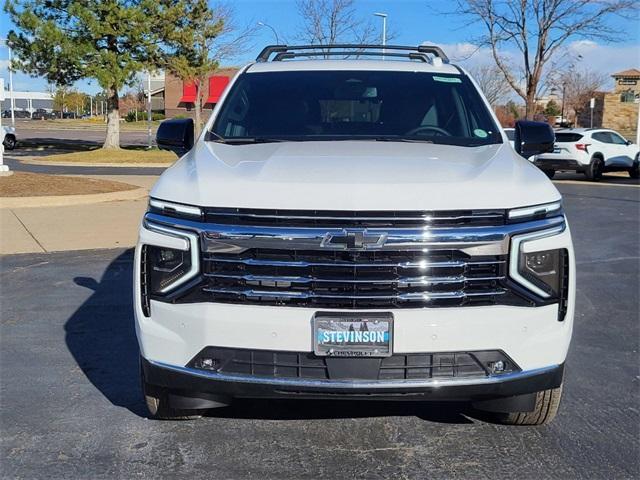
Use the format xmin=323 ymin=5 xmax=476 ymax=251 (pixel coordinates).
xmin=321 ymin=229 xmax=387 ymax=250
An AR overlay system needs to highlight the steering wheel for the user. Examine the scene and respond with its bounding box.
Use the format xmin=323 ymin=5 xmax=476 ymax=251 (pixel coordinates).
xmin=405 ymin=125 xmax=452 ymax=137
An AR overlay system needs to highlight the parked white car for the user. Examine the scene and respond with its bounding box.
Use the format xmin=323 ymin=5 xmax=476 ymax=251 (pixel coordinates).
xmin=534 ymin=128 xmax=639 ymax=180
xmin=2 ymin=125 xmax=17 ymax=150
xmin=504 ymin=127 xmax=515 ymax=149
xmin=136 ymin=44 xmax=575 ymax=426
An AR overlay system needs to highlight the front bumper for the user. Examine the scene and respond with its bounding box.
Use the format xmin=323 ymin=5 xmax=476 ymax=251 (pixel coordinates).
xmin=142 ymin=357 xmax=564 ymax=402
xmin=534 ymin=157 xmax=584 ymax=171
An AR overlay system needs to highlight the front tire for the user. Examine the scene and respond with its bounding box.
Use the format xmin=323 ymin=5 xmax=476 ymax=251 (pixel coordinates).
xmin=629 ymin=156 xmax=639 ymax=179
xmin=585 ymin=157 xmax=603 ymax=181
xmin=494 ymin=384 xmax=563 ymax=426
xmin=140 ymin=362 xmax=202 ymax=420
xmin=3 ymin=134 xmax=16 ymax=150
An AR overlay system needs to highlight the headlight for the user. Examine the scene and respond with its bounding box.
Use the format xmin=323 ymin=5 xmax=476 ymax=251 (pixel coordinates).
xmin=519 ymin=249 xmax=563 ymax=297
xmin=146 ymin=245 xmax=193 ymax=294
xmin=142 ymin=222 xmax=200 ymax=296
xmin=148 ymin=198 xmax=202 ymax=219
xmin=509 ymin=226 xmax=565 ymax=299
xmin=508 ymin=201 xmax=562 ymax=223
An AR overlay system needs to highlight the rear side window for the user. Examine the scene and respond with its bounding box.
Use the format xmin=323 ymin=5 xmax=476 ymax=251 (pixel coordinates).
xmin=591 ymin=132 xmax=611 ymax=143
xmin=505 ymin=130 xmax=515 ymax=141
xmin=555 ymin=133 xmax=583 ymax=143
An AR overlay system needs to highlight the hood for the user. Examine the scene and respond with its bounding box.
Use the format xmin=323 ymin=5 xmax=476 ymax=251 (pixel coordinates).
xmin=151 ymin=140 xmax=560 ymax=211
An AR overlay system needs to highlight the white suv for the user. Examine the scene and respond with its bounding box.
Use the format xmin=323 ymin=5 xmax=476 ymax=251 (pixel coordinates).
xmin=136 ymin=45 xmax=575 ymax=425
xmin=534 ymin=128 xmax=640 ymax=180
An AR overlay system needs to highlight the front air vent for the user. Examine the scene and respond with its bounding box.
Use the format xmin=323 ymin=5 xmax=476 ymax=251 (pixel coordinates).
xmin=140 ymin=245 xmax=151 ymax=317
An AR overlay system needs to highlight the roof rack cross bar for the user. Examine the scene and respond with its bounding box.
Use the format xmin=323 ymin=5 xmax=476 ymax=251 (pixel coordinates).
xmin=256 ymin=44 xmax=449 ymax=63
xmin=272 ymin=51 xmax=430 ymax=63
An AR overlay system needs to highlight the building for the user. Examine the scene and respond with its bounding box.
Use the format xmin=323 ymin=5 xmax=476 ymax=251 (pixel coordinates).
xmin=1 ymin=90 xmax=54 ymax=114
xmin=577 ymin=68 xmax=639 ymax=138
xmin=164 ymin=68 xmax=239 ymax=119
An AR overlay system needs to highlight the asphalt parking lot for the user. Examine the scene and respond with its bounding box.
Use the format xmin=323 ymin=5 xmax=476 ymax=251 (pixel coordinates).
xmin=1 ymin=181 xmax=638 ymax=479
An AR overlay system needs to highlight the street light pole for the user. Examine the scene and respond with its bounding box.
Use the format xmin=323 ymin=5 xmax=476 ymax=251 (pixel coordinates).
xmin=0 ymin=78 xmax=9 ymax=175
xmin=257 ymin=22 xmax=280 ymax=43
xmin=147 ymin=71 xmax=152 ymax=149
xmin=560 ymin=83 xmax=566 ymax=128
xmin=1 ymin=39 xmax=15 ymax=126
xmin=373 ymin=13 xmax=387 ymax=58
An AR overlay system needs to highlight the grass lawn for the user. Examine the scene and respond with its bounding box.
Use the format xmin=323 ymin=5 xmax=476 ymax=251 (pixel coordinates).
xmin=0 ymin=172 xmax=138 ymax=197
xmin=19 ymin=118 xmax=162 ymax=131
xmin=36 ymin=147 xmax=175 ymax=164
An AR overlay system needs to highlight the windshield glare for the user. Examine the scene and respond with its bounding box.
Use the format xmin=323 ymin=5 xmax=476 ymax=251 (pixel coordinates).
xmin=212 ymin=70 xmax=502 ymax=146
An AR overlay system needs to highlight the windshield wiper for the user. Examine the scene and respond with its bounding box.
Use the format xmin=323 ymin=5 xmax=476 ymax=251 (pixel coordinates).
xmin=369 ymin=137 xmax=434 ymax=143
xmin=225 ymin=137 xmax=292 ymax=144
xmin=206 ymin=133 xmax=295 ymax=145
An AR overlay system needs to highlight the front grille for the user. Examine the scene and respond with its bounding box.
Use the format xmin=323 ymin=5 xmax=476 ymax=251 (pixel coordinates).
xmin=188 ymin=347 xmax=519 ymax=380
xmin=188 ymin=249 xmax=523 ymax=308
xmin=202 ymin=207 xmax=507 ymax=228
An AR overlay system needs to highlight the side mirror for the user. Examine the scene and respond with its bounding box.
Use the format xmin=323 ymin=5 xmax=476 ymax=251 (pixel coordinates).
xmin=514 ymin=120 xmax=555 ymax=158
xmin=156 ymin=118 xmax=194 ymax=156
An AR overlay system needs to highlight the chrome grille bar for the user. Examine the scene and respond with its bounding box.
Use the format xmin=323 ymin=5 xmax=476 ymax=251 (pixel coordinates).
xmin=202 ymin=287 xmax=508 ymax=301
xmin=203 ymin=256 xmax=478 ymax=268
xmin=204 ymin=272 xmax=505 ymax=285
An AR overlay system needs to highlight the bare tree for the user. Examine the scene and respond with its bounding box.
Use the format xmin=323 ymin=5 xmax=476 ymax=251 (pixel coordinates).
xmin=163 ymin=1 xmax=256 ymax=137
xmin=556 ymin=68 xmax=607 ymax=123
xmin=451 ymin=0 xmax=637 ymax=118
xmin=296 ymin=0 xmax=376 ymax=46
xmin=469 ymin=64 xmax=511 ymax=106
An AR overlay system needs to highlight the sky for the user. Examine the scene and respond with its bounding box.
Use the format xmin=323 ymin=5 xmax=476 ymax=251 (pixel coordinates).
xmin=0 ymin=0 xmax=639 ymax=97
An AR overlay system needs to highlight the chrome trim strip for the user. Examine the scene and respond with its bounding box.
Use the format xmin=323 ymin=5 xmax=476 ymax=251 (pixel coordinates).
xmin=205 ymin=211 xmax=505 ymax=222
xmin=145 ymin=212 xmax=565 ymax=256
xmin=509 ymin=225 xmax=565 ymax=299
xmin=148 ymin=360 xmax=560 ymax=389
xmin=201 ymin=287 xmax=507 ymax=300
xmin=203 ymin=257 xmax=476 ymax=269
xmin=142 ymin=221 xmax=201 ymax=294
xmin=204 ymin=272 xmax=505 ymax=285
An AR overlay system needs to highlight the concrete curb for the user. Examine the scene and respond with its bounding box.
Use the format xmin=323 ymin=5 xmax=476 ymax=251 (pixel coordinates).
xmin=0 ymin=187 xmax=149 ymax=209
xmin=21 ymin=158 xmax=172 ymax=168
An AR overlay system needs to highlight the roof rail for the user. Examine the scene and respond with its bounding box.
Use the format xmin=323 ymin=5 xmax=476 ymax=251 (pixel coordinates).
xmin=255 ymin=44 xmax=449 ymax=64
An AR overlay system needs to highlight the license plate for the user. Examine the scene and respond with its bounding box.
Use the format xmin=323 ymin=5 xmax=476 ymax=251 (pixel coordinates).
xmin=313 ymin=312 xmax=393 ymax=357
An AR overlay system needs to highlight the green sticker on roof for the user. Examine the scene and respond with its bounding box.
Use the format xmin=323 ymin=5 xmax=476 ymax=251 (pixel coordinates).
xmin=433 ymin=76 xmax=462 ymax=83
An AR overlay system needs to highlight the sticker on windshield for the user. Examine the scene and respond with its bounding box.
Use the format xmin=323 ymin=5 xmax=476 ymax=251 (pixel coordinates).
xmin=474 ymin=129 xmax=489 ymax=138
xmin=433 ymin=76 xmax=462 ymax=83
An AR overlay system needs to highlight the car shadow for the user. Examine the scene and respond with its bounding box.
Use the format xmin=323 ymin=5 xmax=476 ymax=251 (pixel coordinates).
xmin=64 ymin=249 xmax=491 ymax=425
xmin=64 ymin=249 xmax=147 ymax=417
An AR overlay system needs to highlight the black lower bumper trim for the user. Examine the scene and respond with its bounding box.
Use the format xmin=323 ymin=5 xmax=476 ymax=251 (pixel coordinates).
xmin=142 ymin=358 xmax=564 ymax=402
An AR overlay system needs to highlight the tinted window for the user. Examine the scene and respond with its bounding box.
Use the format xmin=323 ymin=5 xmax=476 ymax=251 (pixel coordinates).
xmin=212 ymin=71 xmax=502 ymax=146
xmin=592 ymin=132 xmax=611 ymax=143
xmin=555 ymin=133 xmax=583 ymax=143
xmin=608 ymin=132 xmax=628 ymax=145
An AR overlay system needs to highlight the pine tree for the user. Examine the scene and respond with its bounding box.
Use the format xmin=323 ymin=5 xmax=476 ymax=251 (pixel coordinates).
xmin=5 ymin=0 xmax=166 ymax=148
xmin=162 ymin=0 xmax=226 ymax=138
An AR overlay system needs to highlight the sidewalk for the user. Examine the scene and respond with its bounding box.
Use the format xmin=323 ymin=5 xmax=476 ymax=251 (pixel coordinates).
xmin=1 ymin=175 xmax=156 ymax=255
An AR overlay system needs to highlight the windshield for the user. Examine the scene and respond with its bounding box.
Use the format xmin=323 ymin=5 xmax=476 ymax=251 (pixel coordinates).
xmin=211 ymin=70 xmax=502 ymax=146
